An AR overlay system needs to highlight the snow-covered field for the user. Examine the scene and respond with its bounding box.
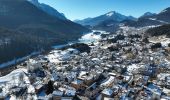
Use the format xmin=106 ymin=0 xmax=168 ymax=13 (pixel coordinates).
xmin=0 ymin=68 xmax=29 ymax=84
xmin=46 ymin=48 xmax=79 ymax=63
xmin=0 ymin=68 xmax=30 ymax=99
xmin=79 ymin=30 xmax=103 ymax=43
xmin=149 ymin=35 xmax=170 ymax=47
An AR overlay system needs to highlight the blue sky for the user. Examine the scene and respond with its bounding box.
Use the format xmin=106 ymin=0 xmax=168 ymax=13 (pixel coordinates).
xmin=39 ymin=0 xmax=170 ymax=21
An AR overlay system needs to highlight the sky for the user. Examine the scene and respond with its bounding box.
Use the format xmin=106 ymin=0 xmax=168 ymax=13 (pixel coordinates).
xmin=39 ymin=0 xmax=170 ymax=21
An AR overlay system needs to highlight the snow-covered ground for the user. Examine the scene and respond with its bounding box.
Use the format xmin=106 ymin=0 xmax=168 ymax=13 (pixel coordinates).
xmin=79 ymin=30 xmax=103 ymax=43
xmin=0 ymin=30 xmax=108 ymax=99
xmin=149 ymin=35 xmax=170 ymax=47
xmin=0 ymin=68 xmax=30 ymax=99
xmin=46 ymin=48 xmax=79 ymax=63
xmin=0 ymin=68 xmax=29 ymax=84
xmin=0 ymin=51 xmax=40 ymax=69
xmin=149 ymin=18 xmax=169 ymax=24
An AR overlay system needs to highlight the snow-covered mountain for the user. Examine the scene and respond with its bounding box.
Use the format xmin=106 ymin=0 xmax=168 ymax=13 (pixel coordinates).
xmin=75 ymin=11 xmax=136 ymax=26
xmin=28 ymin=0 xmax=67 ymax=20
xmin=124 ymin=7 xmax=170 ymax=27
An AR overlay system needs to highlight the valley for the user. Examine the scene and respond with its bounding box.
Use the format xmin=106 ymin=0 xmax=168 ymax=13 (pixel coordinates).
xmin=0 ymin=0 xmax=170 ymax=100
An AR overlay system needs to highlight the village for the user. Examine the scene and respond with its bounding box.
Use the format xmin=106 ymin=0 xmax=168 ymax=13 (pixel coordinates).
xmin=0 ymin=27 xmax=170 ymax=100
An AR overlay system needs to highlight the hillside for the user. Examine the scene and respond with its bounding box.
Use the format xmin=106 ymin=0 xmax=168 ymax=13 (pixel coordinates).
xmin=146 ymin=24 xmax=170 ymax=37
xmin=0 ymin=0 xmax=90 ymax=64
xmin=0 ymin=0 xmax=89 ymax=43
xmin=0 ymin=27 xmax=50 ymax=64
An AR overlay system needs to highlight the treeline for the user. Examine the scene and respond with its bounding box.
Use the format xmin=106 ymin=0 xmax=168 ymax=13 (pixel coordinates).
xmin=146 ymin=24 xmax=170 ymax=37
xmin=0 ymin=27 xmax=52 ymax=64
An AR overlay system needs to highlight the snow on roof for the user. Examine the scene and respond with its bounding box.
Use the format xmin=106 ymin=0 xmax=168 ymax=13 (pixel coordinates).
xmin=124 ymin=75 xmax=131 ymax=81
xmin=71 ymin=79 xmax=83 ymax=85
xmin=79 ymin=71 xmax=87 ymax=77
xmin=65 ymin=89 xmax=76 ymax=96
xmin=102 ymin=88 xmax=113 ymax=96
xmin=163 ymin=87 xmax=170 ymax=94
xmin=27 ymin=85 xmax=35 ymax=94
xmin=92 ymin=58 xmax=100 ymax=61
xmin=157 ymin=73 xmax=170 ymax=80
xmin=147 ymin=83 xmax=162 ymax=95
xmin=53 ymin=90 xmax=63 ymax=96
xmin=101 ymin=76 xmax=115 ymax=87
xmin=108 ymin=72 xmax=116 ymax=76
xmin=127 ymin=64 xmax=138 ymax=72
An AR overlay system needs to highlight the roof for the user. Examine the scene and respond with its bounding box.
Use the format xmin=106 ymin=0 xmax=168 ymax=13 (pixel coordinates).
xmin=65 ymin=90 xmax=76 ymax=96
xmin=71 ymin=79 xmax=83 ymax=85
xmin=102 ymin=88 xmax=113 ymax=96
xmin=52 ymin=90 xmax=64 ymax=96
xmin=100 ymin=76 xmax=115 ymax=87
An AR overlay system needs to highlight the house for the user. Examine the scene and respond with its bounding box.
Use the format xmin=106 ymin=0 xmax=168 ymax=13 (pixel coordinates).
xmin=123 ymin=75 xmax=133 ymax=85
xmin=146 ymin=83 xmax=162 ymax=100
xmin=33 ymin=81 xmax=44 ymax=93
xmin=71 ymin=79 xmax=84 ymax=90
xmin=85 ymin=82 xmax=100 ymax=99
xmin=162 ymin=87 xmax=170 ymax=96
xmin=10 ymin=87 xmax=27 ymax=97
xmin=135 ymin=75 xmax=149 ymax=86
xmin=101 ymin=88 xmax=114 ymax=99
xmin=65 ymin=89 xmax=76 ymax=97
xmin=77 ymin=71 xmax=99 ymax=86
xmin=52 ymin=90 xmax=64 ymax=100
xmin=100 ymin=76 xmax=115 ymax=88
xmin=111 ymin=85 xmax=120 ymax=96
xmin=165 ymin=76 xmax=170 ymax=89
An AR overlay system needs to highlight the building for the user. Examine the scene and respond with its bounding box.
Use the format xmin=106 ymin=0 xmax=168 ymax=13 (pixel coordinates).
xmin=71 ymin=79 xmax=84 ymax=90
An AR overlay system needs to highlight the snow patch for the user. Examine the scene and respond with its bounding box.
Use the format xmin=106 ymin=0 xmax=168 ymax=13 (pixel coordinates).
xmin=79 ymin=31 xmax=101 ymax=43
xmin=106 ymin=12 xmax=114 ymax=17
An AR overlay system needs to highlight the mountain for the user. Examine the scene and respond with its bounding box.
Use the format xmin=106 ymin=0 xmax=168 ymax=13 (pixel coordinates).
xmin=75 ymin=11 xmax=136 ymax=26
xmin=140 ymin=12 xmax=156 ymax=18
xmin=0 ymin=0 xmax=90 ymax=64
xmin=28 ymin=0 xmax=67 ymax=20
xmin=124 ymin=7 xmax=170 ymax=27
xmin=156 ymin=7 xmax=170 ymax=23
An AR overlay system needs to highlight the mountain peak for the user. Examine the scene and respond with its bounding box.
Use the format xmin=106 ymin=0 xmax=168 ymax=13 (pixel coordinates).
xmin=144 ymin=12 xmax=155 ymax=16
xmin=140 ymin=12 xmax=156 ymax=18
xmin=106 ymin=11 xmax=117 ymax=17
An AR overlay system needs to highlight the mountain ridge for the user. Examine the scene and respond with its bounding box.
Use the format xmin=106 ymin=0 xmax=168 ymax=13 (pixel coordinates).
xmin=74 ymin=11 xmax=136 ymax=26
xmin=28 ymin=0 xmax=67 ymax=20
